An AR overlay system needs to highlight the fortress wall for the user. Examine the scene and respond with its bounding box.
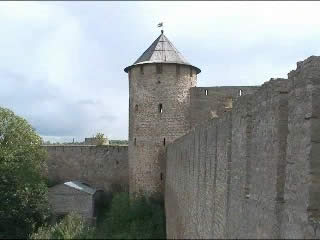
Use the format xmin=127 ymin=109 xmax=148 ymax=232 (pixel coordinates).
xmin=165 ymin=129 xmax=198 ymax=238
xmin=166 ymin=78 xmax=291 ymax=238
xmin=245 ymin=78 xmax=289 ymax=239
xmin=166 ymin=57 xmax=320 ymax=239
xmin=189 ymin=86 xmax=259 ymax=128
xmin=282 ymin=56 xmax=320 ymax=239
xmin=43 ymin=145 xmax=128 ymax=192
xmin=165 ymin=133 xmax=189 ymax=238
xmin=198 ymin=121 xmax=218 ymax=238
xmin=165 ymin=114 xmax=230 ymax=239
xmin=212 ymin=111 xmax=232 ymax=238
xmin=203 ymin=119 xmax=218 ymax=237
xmin=227 ymin=94 xmax=253 ymax=238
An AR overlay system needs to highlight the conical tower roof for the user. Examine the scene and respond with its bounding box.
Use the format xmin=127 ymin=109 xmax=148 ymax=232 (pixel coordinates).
xmin=124 ymin=31 xmax=201 ymax=74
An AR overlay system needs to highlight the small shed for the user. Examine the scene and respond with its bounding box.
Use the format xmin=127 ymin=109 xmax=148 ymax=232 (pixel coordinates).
xmin=48 ymin=181 xmax=102 ymax=221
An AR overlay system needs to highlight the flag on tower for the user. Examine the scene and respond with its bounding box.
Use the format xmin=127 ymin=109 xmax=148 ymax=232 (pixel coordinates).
xmin=157 ymin=22 xmax=163 ymax=27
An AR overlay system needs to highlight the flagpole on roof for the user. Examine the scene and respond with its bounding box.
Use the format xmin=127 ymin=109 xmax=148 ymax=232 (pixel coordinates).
xmin=157 ymin=22 xmax=164 ymax=33
xmin=157 ymin=22 xmax=164 ymax=61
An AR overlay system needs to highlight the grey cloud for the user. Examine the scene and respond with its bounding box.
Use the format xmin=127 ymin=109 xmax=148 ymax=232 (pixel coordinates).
xmin=30 ymin=104 xmax=94 ymax=137
xmin=99 ymin=114 xmax=116 ymax=122
xmin=77 ymin=99 xmax=96 ymax=105
xmin=0 ymin=70 xmax=117 ymax=139
xmin=0 ymin=71 xmax=59 ymax=105
xmin=1 ymin=2 xmax=320 ymax=142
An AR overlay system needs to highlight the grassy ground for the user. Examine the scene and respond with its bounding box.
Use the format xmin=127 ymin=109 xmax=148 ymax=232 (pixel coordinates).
xmin=31 ymin=192 xmax=166 ymax=239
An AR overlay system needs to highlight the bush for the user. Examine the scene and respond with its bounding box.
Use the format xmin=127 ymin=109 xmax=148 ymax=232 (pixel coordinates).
xmin=30 ymin=192 xmax=166 ymax=239
xmin=94 ymin=133 xmax=106 ymax=146
xmin=30 ymin=212 xmax=94 ymax=239
xmin=96 ymin=192 xmax=166 ymax=239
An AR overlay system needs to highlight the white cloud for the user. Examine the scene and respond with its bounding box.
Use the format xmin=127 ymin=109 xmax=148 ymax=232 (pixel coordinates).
xmin=1 ymin=2 xmax=320 ymax=142
xmin=0 ymin=2 xmax=129 ymax=141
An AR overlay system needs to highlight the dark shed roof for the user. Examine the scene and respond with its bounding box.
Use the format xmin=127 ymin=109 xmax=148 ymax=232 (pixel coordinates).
xmin=124 ymin=31 xmax=201 ymax=74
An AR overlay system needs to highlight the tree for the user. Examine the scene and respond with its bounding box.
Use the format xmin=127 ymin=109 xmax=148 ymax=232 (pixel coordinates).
xmin=0 ymin=107 xmax=50 ymax=239
xmin=31 ymin=212 xmax=94 ymax=239
xmin=95 ymin=132 xmax=106 ymax=146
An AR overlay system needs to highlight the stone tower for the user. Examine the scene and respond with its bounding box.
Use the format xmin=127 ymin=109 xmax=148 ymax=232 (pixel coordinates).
xmin=124 ymin=31 xmax=201 ymax=197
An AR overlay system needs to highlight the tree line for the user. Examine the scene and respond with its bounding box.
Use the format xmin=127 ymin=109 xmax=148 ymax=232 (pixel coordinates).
xmin=0 ymin=107 xmax=163 ymax=239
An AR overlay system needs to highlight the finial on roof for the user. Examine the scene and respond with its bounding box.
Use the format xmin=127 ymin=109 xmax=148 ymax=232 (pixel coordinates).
xmin=157 ymin=22 xmax=163 ymax=34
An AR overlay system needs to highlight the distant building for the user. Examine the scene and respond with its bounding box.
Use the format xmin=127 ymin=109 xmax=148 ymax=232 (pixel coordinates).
xmin=84 ymin=137 xmax=109 ymax=145
xmin=48 ymin=181 xmax=103 ymax=222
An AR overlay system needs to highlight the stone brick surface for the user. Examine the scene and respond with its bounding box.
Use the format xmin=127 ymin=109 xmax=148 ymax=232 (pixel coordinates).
xmin=282 ymin=56 xmax=320 ymax=239
xmin=190 ymin=86 xmax=258 ymax=128
xmin=44 ymin=145 xmax=128 ymax=192
xmin=128 ymin=63 xmax=198 ymax=196
xmin=165 ymin=57 xmax=320 ymax=239
xmin=245 ymin=78 xmax=289 ymax=239
xmin=226 ymin=94 xmax=252 ymax=238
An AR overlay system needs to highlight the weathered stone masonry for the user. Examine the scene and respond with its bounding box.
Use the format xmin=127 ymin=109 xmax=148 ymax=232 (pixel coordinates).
xmin=127 ymin=63 xmax=197 ymax=196
xmin=165 ymin=56 xmax=320 ymax=239
xmin=44 ymin=145 xmax=128 ymax=192
xmin=190 ymin=86 xmax=259 ymax=127
xmin=125 ymin=32 xmax=200 ymax=196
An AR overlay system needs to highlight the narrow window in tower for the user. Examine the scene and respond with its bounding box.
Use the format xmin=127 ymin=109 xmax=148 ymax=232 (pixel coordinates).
xmin=135 ymin=104 xmax=138 ymax=112
xmin=239 ymin=89 xmax=242 ymax=96
xmin=160 ymin=173 xmax=163 ymax=181
xmin=156 ymin=64 xmax=162 ymax=74
xmin=140 ymin=65 xmax=144 ymax=75
xmin=176 ymin=64 xmax=180 ymax=75
xmin=189 ymin=66 xmax=193 ymax=77
xmin=163 ymin=138 xmax=166 ymax=146
xmin=134 ymin=138 xmax=136 ymax=145
xmin=205 ymin=89 xmax=208 ymax=96
xmin=159 ymin=103 xmax=163 ymax=113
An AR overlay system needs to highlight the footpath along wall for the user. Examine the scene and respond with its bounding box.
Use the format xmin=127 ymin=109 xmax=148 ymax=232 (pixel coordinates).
xmin=165 ymin=56 xmax=320 ymax=239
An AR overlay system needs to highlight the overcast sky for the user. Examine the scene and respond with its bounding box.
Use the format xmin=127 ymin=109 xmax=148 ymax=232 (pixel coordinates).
xmin=1 ymin=1 xmax=320 ymax=142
